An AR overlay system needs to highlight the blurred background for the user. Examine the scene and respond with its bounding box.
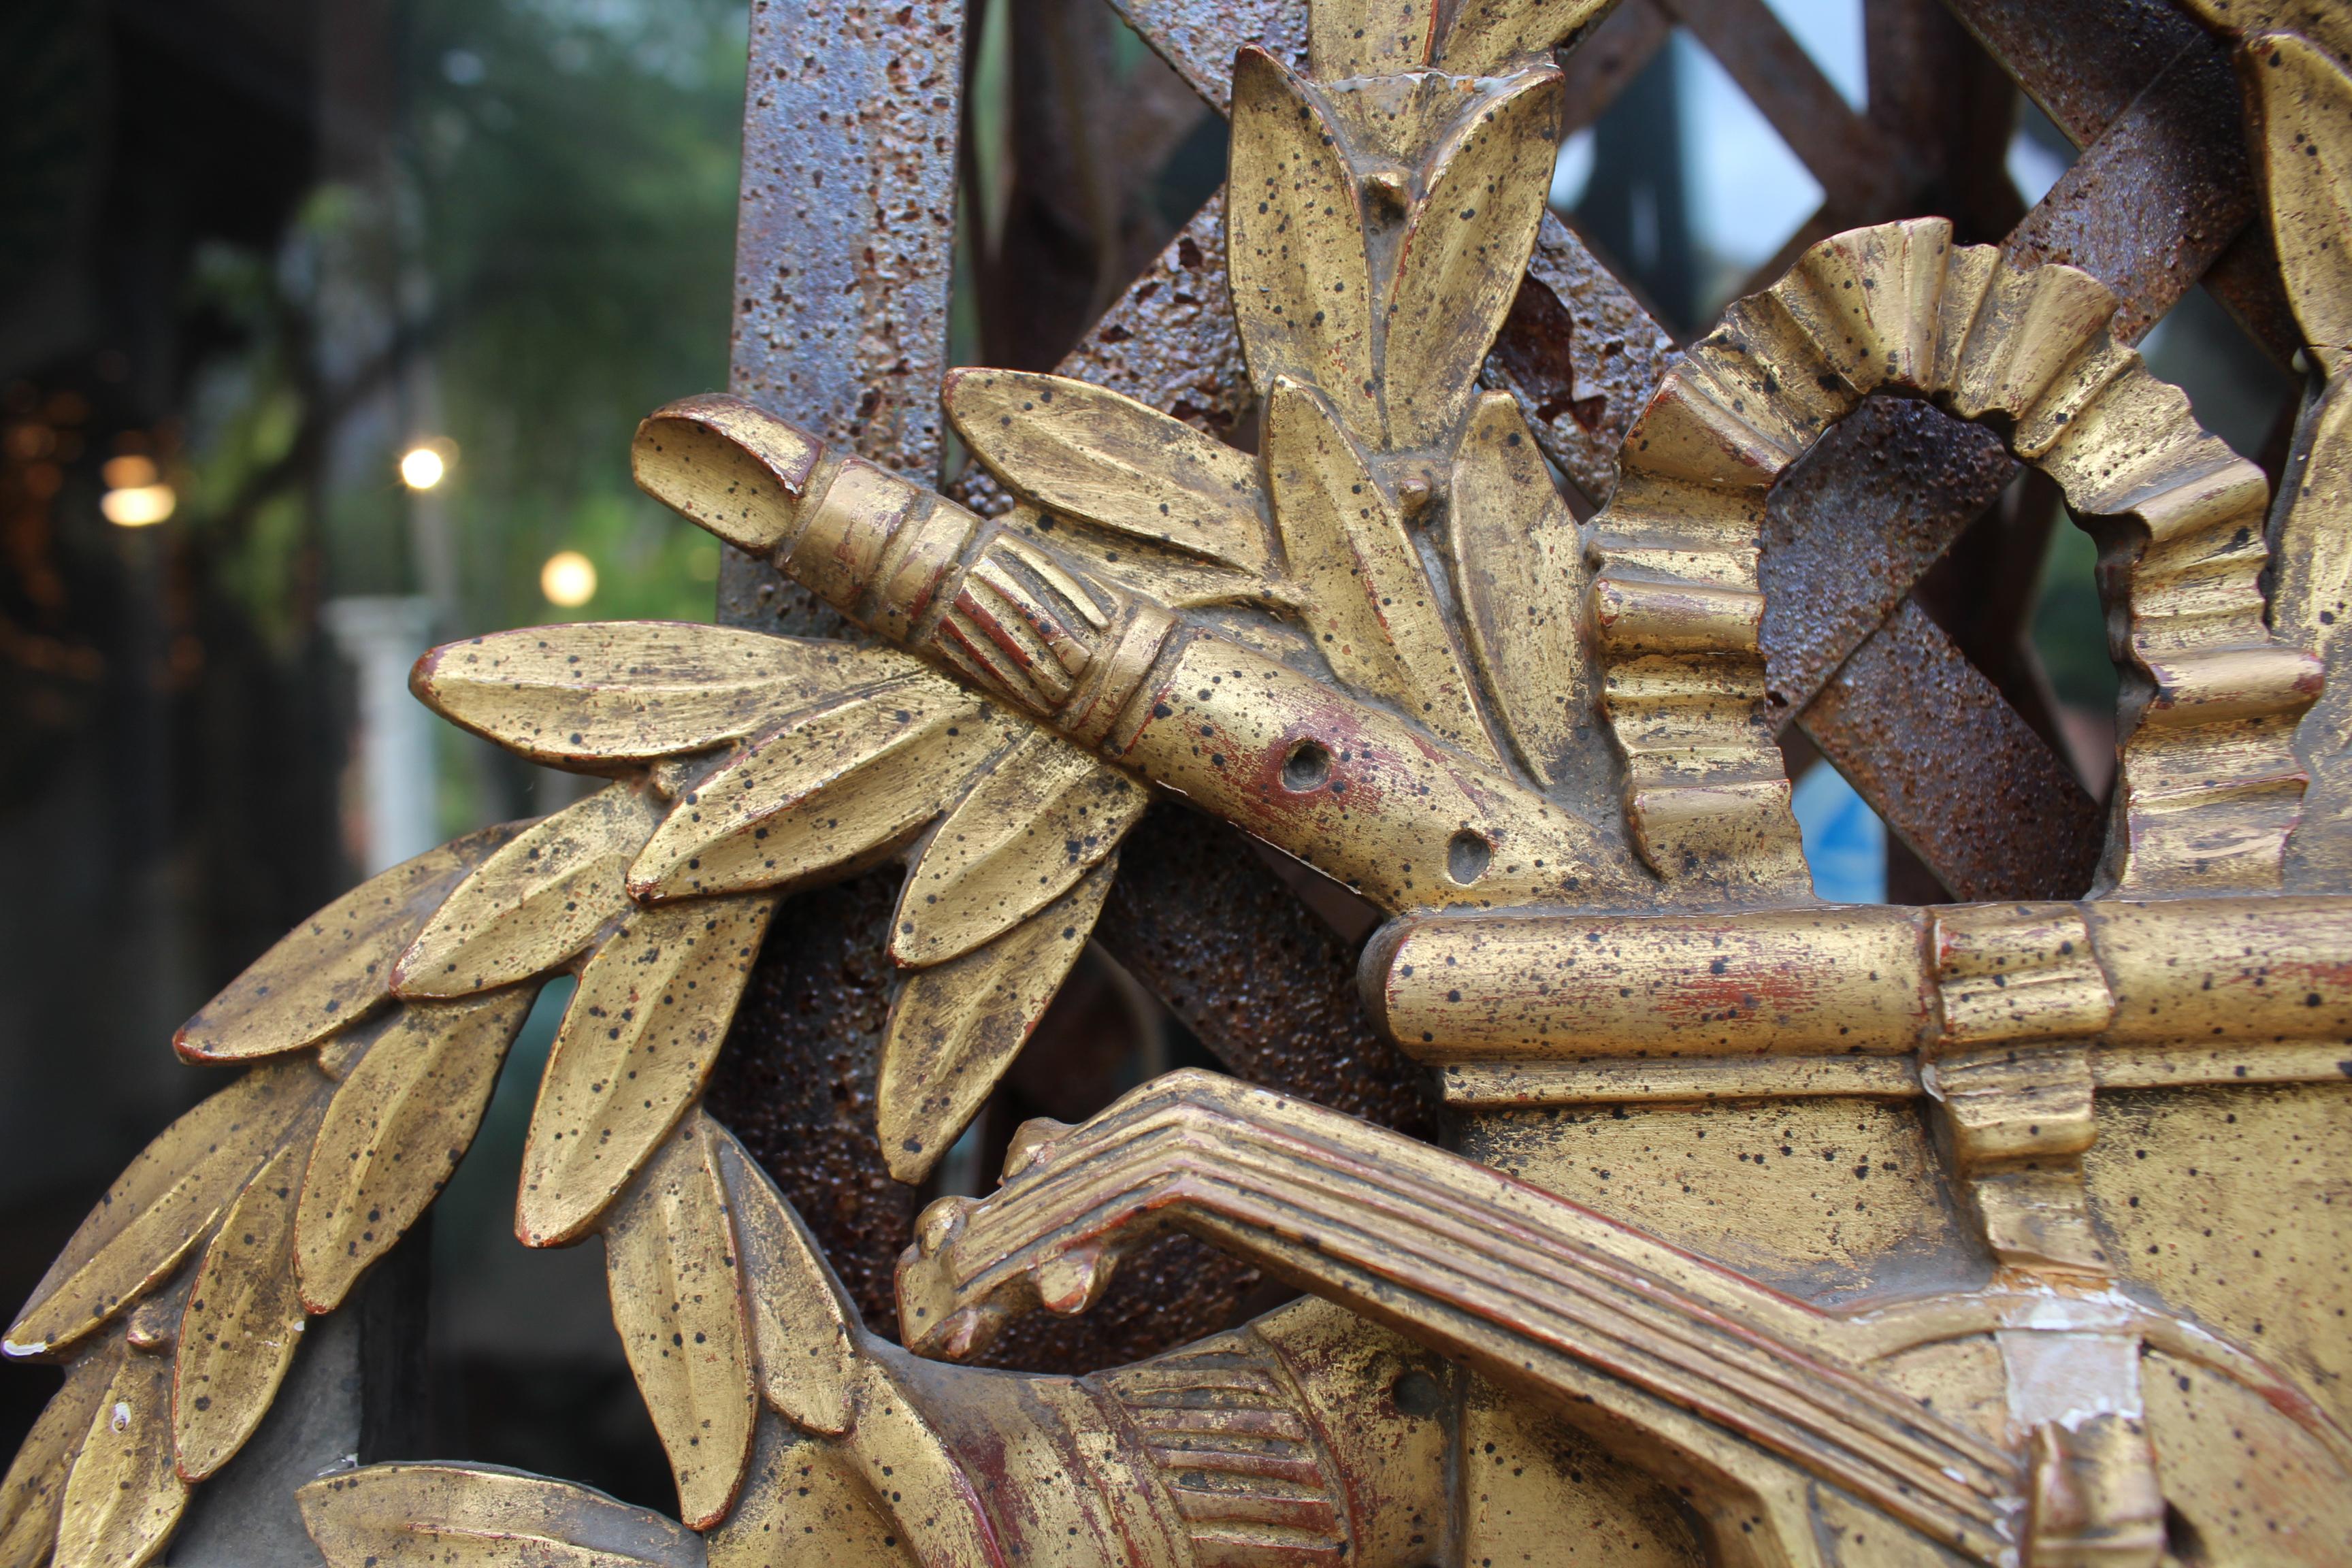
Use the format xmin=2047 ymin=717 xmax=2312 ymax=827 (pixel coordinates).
xmin=0 ymin=0 xmax=2296 ymax=1522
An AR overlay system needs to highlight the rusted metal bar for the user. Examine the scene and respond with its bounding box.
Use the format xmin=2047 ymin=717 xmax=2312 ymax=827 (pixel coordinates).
xmin=1799 ymin=601 xmax=2106 ymax=901
xmin=1759 ymin=397 xmax=2018 ymax=725
xmin=712 ymin=0 xmax=970 ymax=1323
xmin=718 ymin=0 xmax=969 ymax=633
xmin=1557 ymin=0 xmax=1672 ymax=136
xmin=1094 ymin=806 xmax=1435 ymax=1141
xmin=2003 ymin=39 xmax=2253 ymax=345
xmin=1492 ymin=215 xmax=1681 ymax=503
xmin=1663 ymin=0 xmax=1900 ymax=214
xmin=705 ymin=870 xmax=915 ymax=1335
xmin=1939 ymin=0 xmax=2211 ymax=142
xmin=1944 ymin=0 xmax=2298 ymax=362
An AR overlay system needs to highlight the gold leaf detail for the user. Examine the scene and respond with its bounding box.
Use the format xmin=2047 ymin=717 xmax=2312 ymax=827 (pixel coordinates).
xmin=1381 ymin=67 xmax=1561 ymax=447
xmin=174 ymin=823 xmax=522 ymax=1064
xmin=630 ymin=393 xmax=821 ymax=559
xmin=171 ymin=1134 xmax=316 ymax=1482
xmin=1228 ymin=49 xmax=1376 ymax=428
xmin=55 ymin=1348 xmax=186 ymax=1568
xmin=891 ymin=730 xmax=1145 ymax=967
xmin=7 ymin=1063 xmax=323 ymax=1359
xmin=877 ymin=856 xmax=1117 ymax=1183
xmin=518 ymin=896 xmax=777 ymax=1247
xmin=1446 ymin=391 xmax=1595 ymax=792
xmin=709 ymin=1133 xmax=859 ymax=1437
xmin=395 ymin=785 xmax=662 ymax=999
xmin=1437 ymin=0 xmax=1610 ymax=75
xmin=413 ymin=623 xmax=911 ymax=773
xmin=943 ymin=369 xmax=1273 ymax=576
xmin=296 ymin=1462 xmax=706 ymax=1567
xmin=1264 ymin=376 xmax=1502 ymax=765
xmin=626 ymin=679 xmax=1008 ymax=902
xmin=0 ymin=1339 xmax=118 ymax=1568
xmin=1309 ymin=0 xmax=1438 ymax=76
xmin=294 ymin=989 xmax=540 ymax=1314
xmin=2247 ymin=31 xmax=2352 ymax=355
xmin=604 ymin=1112 xmax=757 ymax=1531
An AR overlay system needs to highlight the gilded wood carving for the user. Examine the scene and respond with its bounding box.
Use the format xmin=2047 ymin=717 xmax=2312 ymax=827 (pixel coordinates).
xmin=8 ymin=1 xmax=2352 ymax=1565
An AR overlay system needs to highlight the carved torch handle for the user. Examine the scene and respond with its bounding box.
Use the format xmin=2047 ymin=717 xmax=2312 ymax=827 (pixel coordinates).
xmin=630 ymin=394 xmax=1642 ymax=913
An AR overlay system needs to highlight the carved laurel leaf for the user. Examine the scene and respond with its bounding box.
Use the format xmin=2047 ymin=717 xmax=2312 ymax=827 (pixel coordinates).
xmin=1437 ymin=0 xmax=1608 ymax=73
xmin=708 ymin=1132 xmax=859 ymax=1437
xmin=395 ymin=785 xmax=663 ymax=999
xmin=1383 ymin=67 xmax=1561 ymax=447
xmin=877 ymin=855 xmax=1118 ymax=1183
xmin=171 ymin=1133 xmax=316 ymax=1482
xmin=2247 ymin=32 xmax=2352 ymax=355
xmin=7 ymin=1062 xmax=325 ymax=1360
xmin=0 ymin=1337 xmax=117 ymax=1568
xmin=604 ymin=1113 xmax=757 ymax=1531
xmin=627 ymin=679 xmax=1009 ymax=902
xmin=1228 ymin=48 xmax=1377 ymax=429
xmin=294 ymin=989 xmax=540 ymax=1314
xmin=1446 ymin=391 xmax=1594 ymax=790
xmin=1263 ymin=376 xmax=1503 ymax=764
xmin=517 ymin=896 xmax=777 ymax=1247
xmin=175 ymin=823 xmax=523 ymax=1064
xmin=943 ymin=368 xmax=1275 ymax=576
xmin=54 ymin=1345 xmax=186 ymax=1568
xmin=297 ymin=1463 xmax=707 ymax=1567
xmin=412 ymin=623 xmax=906 ymax=773
xmin=890 ymin=730 xmax=1145 ymax=968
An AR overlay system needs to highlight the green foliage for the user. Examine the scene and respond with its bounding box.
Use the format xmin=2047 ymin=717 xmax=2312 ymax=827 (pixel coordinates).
xmin=408 ymin=0 xmax=749 ymax=632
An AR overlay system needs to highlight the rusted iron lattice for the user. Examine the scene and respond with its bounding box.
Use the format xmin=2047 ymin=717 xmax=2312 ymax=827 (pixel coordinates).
xmin=709 ymin=0 xmax=2303 ymax=1358
xmin=14 ymin=0 xmax=2352 ymax=1564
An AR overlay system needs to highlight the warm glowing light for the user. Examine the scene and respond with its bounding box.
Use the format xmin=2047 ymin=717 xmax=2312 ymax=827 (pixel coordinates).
xmin=541 ymin=550 xmax=598 ymax=608
xmin=102 ymin=454 xmax=159 ymax=489
xmin=399 ymin=446 xmax=448 ymax=490
xmin=101 ymin=484 xmax=176 ymax=527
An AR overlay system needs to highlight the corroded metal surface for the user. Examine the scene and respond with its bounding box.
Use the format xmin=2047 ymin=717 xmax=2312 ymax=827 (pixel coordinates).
xmin=1759 ymin=395 xmax=2016 ymax=721
xmin=2002 ymin=37 xmax=2253 ymax=344
xmin=1801 ymin=600 xmax=2106 ymax=900
xmin=1094 ymin=805 xmax=1431 ymax=1139
xmin=18 ymin=2 xmax=2352 ymax=1565
xmin=702 ymin=871 xmax=910 ymax=1337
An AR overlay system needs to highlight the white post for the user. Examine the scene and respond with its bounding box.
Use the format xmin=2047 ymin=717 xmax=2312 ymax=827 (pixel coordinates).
xmin=324 ymin=595 xmax=441 ymax=875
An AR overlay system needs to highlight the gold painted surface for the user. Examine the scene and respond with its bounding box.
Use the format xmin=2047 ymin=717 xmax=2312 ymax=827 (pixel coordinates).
xmin=16 ymin=0 xmax=2352 ymax=1559
xmin=519 ymin=894 xmax=776 ymax=1246
xmin=294 ymin=990 xmax=536 ymax=1311
xmin=394 ymin=783 xmax=662 ymax=997
xmin=169 ymin=1134 xmax=314 ymax=1481
xmin=603 ymin=1112 xmax=759 ymax=1531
